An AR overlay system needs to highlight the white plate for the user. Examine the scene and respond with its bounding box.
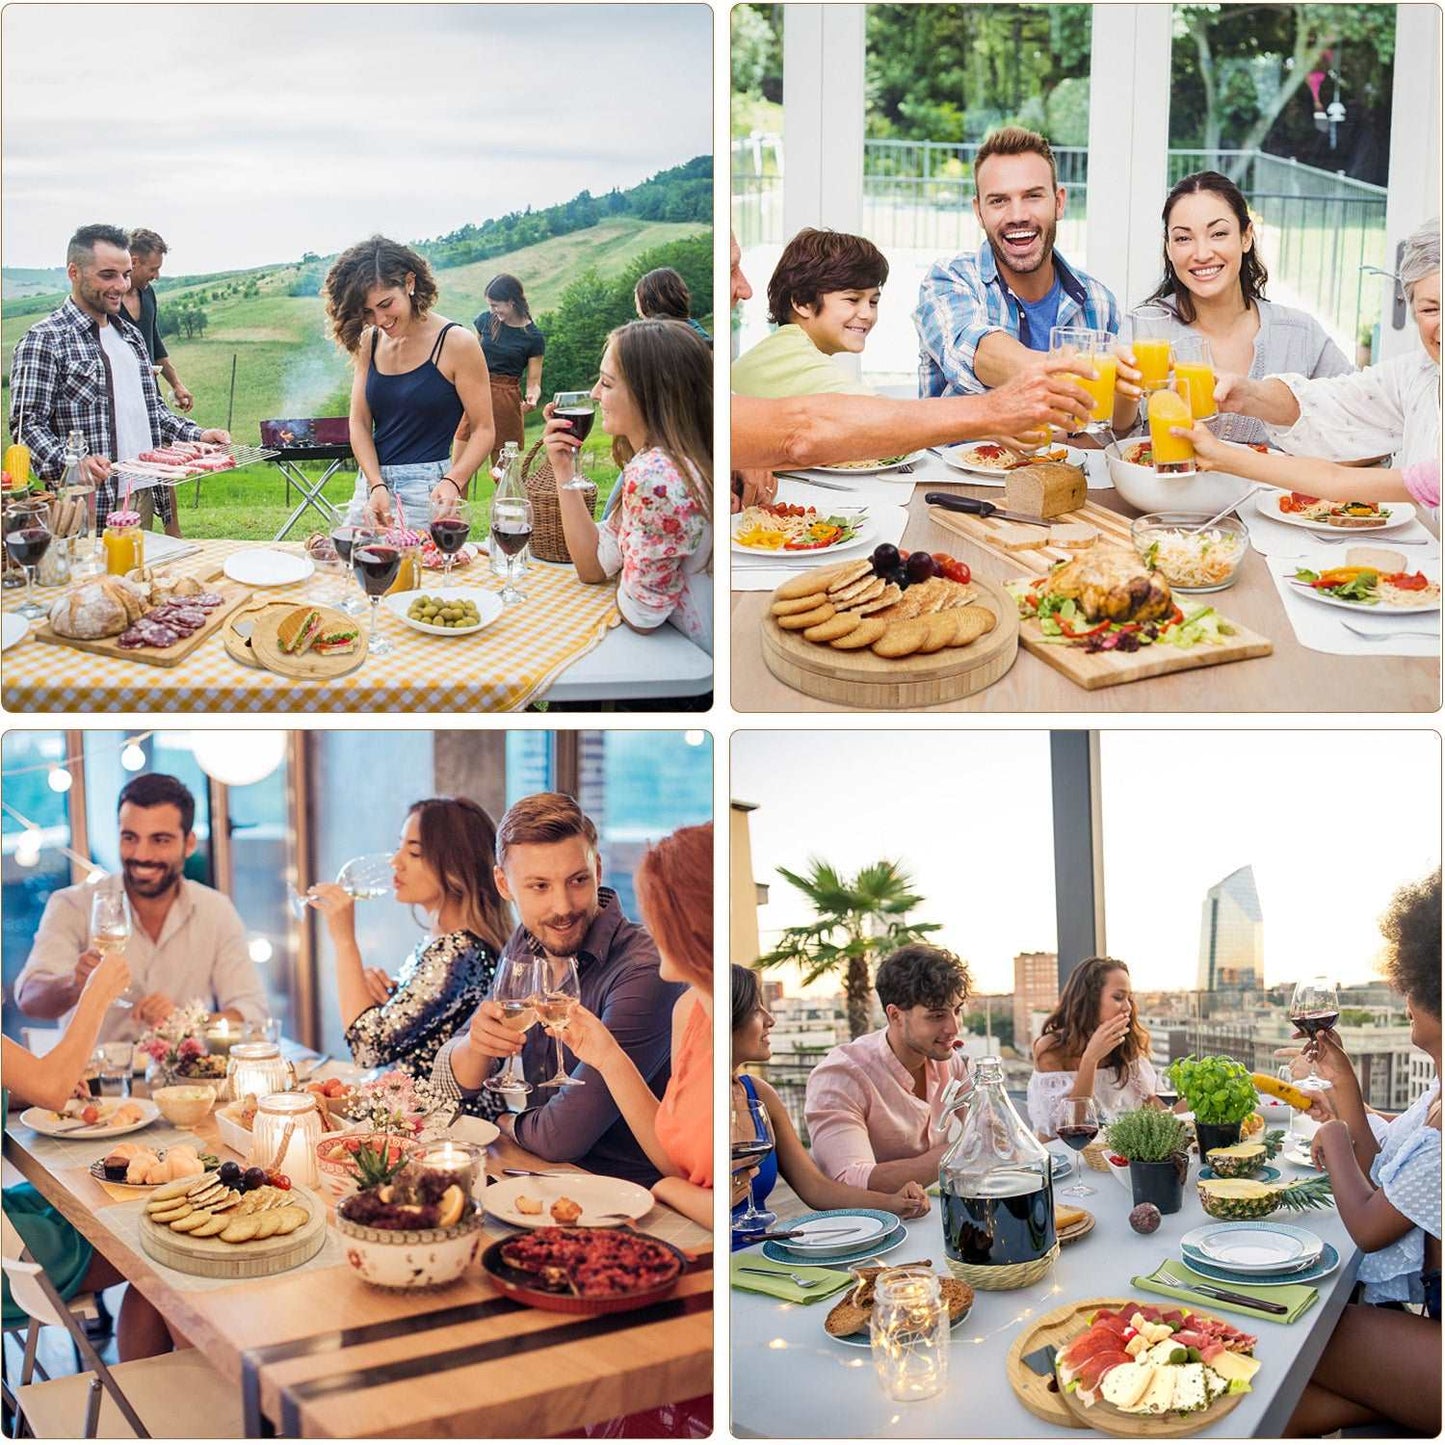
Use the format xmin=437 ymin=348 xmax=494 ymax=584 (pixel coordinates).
xmin=779 ymin=1213 xmax=888 ymax=1256
xmin=807 ymin=452 xmax=924 ymax=477
xmin=1048 ymin=1148 xmax=1075 ymax=1180
xmin=442 ymin=1115 xmax=501 ymax=1149
xmin=1282 ymin=1144 xmax=1325 ymax=1172
xmin=21 ymin=1098 xmax=160 ymax=1139
xmin=1284 ymin=562 xmax=1441 ymax=616
xmin=2 ymin=612 xmax=29 ymax=651
xmin=940 ymin=444 xmax=1088 ymax=479
xmin=1254 ymin=487 xmax=1416 ymax=534
xmin=731 ymin=512 xmax=875 ymax=557
xmin=383 ymin=587 xmax=504 ymax=637
xmin=479 ymin=1174 xmax=655 ymax=1229
xmin=223 ymin=549 xmax=316 ymax=587
xmin=1182 ymin=1222 xmax=1323 ymax=1273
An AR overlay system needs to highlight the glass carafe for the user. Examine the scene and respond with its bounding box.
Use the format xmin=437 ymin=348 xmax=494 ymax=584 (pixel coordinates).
xmin=490 ymin=441 xmax=520 ymax=578
xmin=937 ymin=1055 xmax=1057 ymax=1288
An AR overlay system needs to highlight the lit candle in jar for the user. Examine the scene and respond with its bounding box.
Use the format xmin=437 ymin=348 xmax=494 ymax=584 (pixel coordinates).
xmin=418 ymin=1141 xmax=481 ymax=1191
xmin=205 ymin=1017 xmax=236 ymax=1057
xmin=227 ymin=1042 xmax=294 ymax=1102
xmin=250 ymin=1092 xmax=321 ymax=1188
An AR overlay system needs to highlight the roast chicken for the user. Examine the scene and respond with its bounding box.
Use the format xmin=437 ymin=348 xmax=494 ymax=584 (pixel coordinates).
xmin=1045 ymin=545 xmax=1173 ymax=624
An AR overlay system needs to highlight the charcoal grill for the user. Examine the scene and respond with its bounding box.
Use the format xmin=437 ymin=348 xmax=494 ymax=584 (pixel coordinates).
xmin=260 ymin=418 xmax=355 ymax=540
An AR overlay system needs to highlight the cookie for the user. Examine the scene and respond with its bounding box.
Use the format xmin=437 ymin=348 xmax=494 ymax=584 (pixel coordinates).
xmin=777 ymin=603 xmax=835 ymax=631
xmin=770 ymin=593 xmax=827 ymax=617
xmin=804 ymin=613 xmax=861 ymax=643
xmin=775 ymin=569 xmax=840 ymax=601
xmin=949 ymin=605 xmax=996 ymax=648
xmin=917 ymin=611 xmax=959 ymax=654
xmin=872 ymin=618 xmax=929 ymax=658
xmin=829 ymin=618 xmax=888 ymax=650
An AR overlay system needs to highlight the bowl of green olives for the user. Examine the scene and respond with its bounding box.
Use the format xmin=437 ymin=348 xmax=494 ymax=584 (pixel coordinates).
xmin=384 ymin=588 xmax=503 ymax=638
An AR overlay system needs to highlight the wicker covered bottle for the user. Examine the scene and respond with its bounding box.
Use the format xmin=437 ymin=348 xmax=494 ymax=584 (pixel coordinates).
xmin=938 ymin=1055 xmax=1057 ymax=1289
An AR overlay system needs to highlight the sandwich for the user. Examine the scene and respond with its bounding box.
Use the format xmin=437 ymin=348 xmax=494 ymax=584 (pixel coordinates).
xmin=312 ymin=620 xmax=360 ymax=655
xmin=277 ymin=606 xmax=323 ymax=655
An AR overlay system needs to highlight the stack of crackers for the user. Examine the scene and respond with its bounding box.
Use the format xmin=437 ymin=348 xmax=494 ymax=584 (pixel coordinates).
xmin=770 ymin=560 xmax=997 ymax=661
xmin=823 ymin=1261 xmax=975 ymax=1340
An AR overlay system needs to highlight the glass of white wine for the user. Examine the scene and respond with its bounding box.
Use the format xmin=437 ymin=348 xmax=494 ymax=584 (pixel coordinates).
xmin=534 ymin=955 xmax=583 ymax=1089
xmin=288 ymin=852 xmax=394 ymax=920
xmin=89 ymin=886 xmax=139 ymax=1009
xmin=484 ymin=951 xmax=542 ymax=1095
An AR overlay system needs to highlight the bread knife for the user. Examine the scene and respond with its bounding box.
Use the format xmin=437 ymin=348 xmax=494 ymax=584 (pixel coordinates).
xmin=924 ymin=492 xmax=1051 ymax=527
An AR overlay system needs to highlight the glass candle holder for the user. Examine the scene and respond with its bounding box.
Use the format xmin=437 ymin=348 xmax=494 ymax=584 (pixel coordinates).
xmin=417 ymin=1141 xmax=482 ymax=1192
xmin=869 ymin=1267 xmax=950 ymax=1402
xmin=226 ymin=1042 xmax=295 ymax=1102
xmin=250 ymin=1091 xmax=322 ymax=1188
xmin=205 ymin=1018 xmax=238 ymax=1058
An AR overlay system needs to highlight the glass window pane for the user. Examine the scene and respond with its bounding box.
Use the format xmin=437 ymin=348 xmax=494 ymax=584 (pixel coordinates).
xmin=506 ymin=733 xmax=555 ymax=808
xmin=227 ymin=762 xmax=294 ymax=1039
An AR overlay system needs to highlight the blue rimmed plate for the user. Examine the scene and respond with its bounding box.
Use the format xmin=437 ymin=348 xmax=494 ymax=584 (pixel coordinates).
xmin=762 ymin=1221 xmax=909 ymax=1269
xmin=1181 ymin=1240 xmax=1340 ymax=1288
xmin=766 ymin=1207 xmax=899 ymax=1260
xmin=1198 ymin=1163 xmax=1281 ymax=1183
xmin=1180 ymin=1221 xmax=1323 ymax=1274
xmin=1048 ymin=1149 xmax=1075 ymax=1180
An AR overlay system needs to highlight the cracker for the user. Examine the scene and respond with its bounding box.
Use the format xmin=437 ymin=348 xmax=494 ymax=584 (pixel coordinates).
xmin=855 ymin=583 xmax=902 ymax=616
xmin=949 ymin=605 xmax=996 ymax=648
xmin=220 ymin=1215 xmax=264 ymax=1244
xmin=169 ymin=1210 xmax=212 ymax=1233
xmin=804 ymin=613 xmax=861 ymax=643
xmin=777 ymin=603 xmax=835 ymax=631
xmin=917 ymin=611 xmax=959 ymax=653
xmin=153 ymin=1172 xmax=217 ymax=1202
xmin=189 ymin=1215 xmax=231 ymax=1238
xmin=253 ymin=1211 xmax=284 ymax=1241
xmin=872 ymin=618 xmax=929 ymax=658
xmin=818 ymin=558 xmax=872 ymax=592
xmin=770 ymin=593 xmax=827 ymax=617
xmin=272 ymin=1206 xmax=308 ymax=1236
xmin=829 ymin=618 xmax=888 ymax=650
xmin=775 ymin=568 xmax=844 ymax=601
xmin=830 ymin=574 xmax=883 ymax=606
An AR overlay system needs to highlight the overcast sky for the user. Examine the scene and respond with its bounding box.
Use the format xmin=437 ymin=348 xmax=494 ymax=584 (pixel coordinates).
xmin=733 ymin=731 xmax=1441 ymax=999
xmin=2 ymin=4 xmax=711 ymax=273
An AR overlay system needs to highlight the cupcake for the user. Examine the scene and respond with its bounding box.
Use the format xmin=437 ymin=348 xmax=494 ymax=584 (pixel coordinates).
xmin=102 ymin=1152 xmax=130 ymax=1181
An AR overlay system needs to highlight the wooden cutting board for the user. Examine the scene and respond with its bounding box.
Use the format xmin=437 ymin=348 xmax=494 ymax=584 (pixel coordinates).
xmin=760 ymin=574 xmax=1018 ymax=708
xmin=33 ymin=578 xmax=250 ymax=667
xmin=929 ymin=497 xmax=1134 ymax=574
xmin=137 ymin=1185 xmax=327 ymax=1280
xmin=250 ymin=602 xmax=368 ymax=679
xmin=1006 ymin=1297 xmax=1247 ymax=1436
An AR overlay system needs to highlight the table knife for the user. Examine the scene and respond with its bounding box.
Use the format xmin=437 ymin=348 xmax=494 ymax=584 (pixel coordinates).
xmin=1159 ymin=1270 xmax=1289 ymax=1315
xmin=774 ymin=473 xmax=855 ymax=492
xmin=733 ymin=1226 xmax=865 ymax=1242
xmin=923 ymin=492 xmax=1051 ymax=527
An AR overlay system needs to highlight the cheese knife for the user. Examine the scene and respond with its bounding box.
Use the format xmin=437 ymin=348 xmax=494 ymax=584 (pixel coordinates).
xmin=924 ymin=492 xmax=1051 ymax=527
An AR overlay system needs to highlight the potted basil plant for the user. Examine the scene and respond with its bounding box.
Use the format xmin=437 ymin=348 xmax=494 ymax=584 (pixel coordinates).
xmin=1167 ymin=1055 xmax=1258 ymax=1158
xmin=1103 ymin=1107 xmax=1191 ymax=1215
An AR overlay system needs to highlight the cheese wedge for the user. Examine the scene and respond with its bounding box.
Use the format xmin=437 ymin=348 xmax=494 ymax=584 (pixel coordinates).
xmin=1099 ymin=1362 xmax=1156 ymax=1412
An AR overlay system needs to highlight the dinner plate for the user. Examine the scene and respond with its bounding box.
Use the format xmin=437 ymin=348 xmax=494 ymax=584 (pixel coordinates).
xmin=939 ymin=443 xmax=1088 ymax=480
xmin=1254 ymin=487 xmax=1416 ymax=534
xmin=762 ymin=1220 xmax=909 ymax=1268
xmin=480 ymin=1229 xmax=687 ymax=1316
xmin=1198 ymin=1163 xmax=1281 ymax=1183
xmin=223 ymin=549 xmax=316 ymax=586
xmin=1181 ymin=1222 xmax=1323 ymax=1273
xmin=1 ymin=613 xmax=28 ymax=651
xmin=825 ymin=1293 xmax=973 ymax=1348
xmin=88 ymin=1148 xmax=205 ymax=1189
xmin=1283 ymin=563 xmax=1441 ymax=616
xmin=1182 ymin=1240 xmax=1340 ymax=1288
xmin=1048 ymin=1148 xmax=1075 ymax=1180
xmin=807 ymin=452 xmax=923 ymax=477
xmin=383 ymin=587 xmax=504 ymax=637
xmin=1281 ymin=1143 xmax=1325 ymax=1172
xmin=479 ymin=1174 xmax=655 ymax=1229
xmin=21 ymin=1098 xmax=159 ymax=1139
xmin=775 ymin=1212 xmax=890 ymax=1256
xmin=730 ymin=513 xmax=875 ymax=557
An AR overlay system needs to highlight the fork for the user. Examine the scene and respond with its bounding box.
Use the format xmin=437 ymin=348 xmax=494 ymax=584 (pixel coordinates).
xmin=1340 ymin=620 xmax=1441 ymax=642
xmin=735 ymin=1265 xmax=825 ymax=1288
xmin=1308 ymin=532 xmax=1435 ymax=546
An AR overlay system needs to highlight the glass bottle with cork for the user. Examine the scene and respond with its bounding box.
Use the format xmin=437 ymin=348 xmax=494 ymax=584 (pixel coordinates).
xmin=490 ymin=442 xmax=520 ymax=578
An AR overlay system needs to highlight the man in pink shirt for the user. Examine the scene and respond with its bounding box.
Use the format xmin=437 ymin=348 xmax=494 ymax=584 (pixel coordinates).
xmin=804 ymin=945 xmax=972 ymax=1191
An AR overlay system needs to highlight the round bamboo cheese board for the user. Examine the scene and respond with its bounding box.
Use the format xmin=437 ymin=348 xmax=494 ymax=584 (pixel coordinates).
xmin=222 ymin=600 xmax=293 ymax=669
xmin=249 ymin=603 xmax=368 ymax=679
xmin=138 ymin=1185 xmax=328 ymax=1279
xmin=760 ymin=573 xmax=1018 ymax=708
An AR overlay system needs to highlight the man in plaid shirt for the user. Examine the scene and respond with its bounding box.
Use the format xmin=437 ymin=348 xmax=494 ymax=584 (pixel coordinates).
xmin=915 ymin=128 xmax=1137 ymax=417
xmin=8 ymin=223 xmax=230 ymax=534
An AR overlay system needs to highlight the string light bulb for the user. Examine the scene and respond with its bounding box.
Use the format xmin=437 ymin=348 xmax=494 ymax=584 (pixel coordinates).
xmin=248 ymin=937 xmax=274 ymax=964
xmin=47 ymin=767 xmax=73 ymax=793
xmin=15 ymin=829 xmax=42 ymax=868
xmin=120 ymin=743 xmax=146 ymax=771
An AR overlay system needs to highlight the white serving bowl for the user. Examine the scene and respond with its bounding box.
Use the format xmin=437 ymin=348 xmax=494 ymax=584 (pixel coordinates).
xmin=150 ymin=1083 xmax=217 ymax=1128
xmin=1104 ymin=442 xmax=1259 ymax=516
xmin=335 ymin=1211 xmax=483 ymax=1288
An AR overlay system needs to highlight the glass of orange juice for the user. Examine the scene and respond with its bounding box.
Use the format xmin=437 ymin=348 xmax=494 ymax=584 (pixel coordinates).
xmin=1050 ymin=327 xmax=1116 ymax=436
xmin=1127 ymin=307 xmax=1174 ymax=393
xmin=1147 ymin=382 xmax=1196 ymax=472
xmin=1173 ymin=335 xmax=1216 ymax=419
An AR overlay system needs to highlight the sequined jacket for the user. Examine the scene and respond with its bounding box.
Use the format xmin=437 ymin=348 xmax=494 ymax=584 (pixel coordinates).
xmin=345 ymin=930 xmax=498 ymax=1081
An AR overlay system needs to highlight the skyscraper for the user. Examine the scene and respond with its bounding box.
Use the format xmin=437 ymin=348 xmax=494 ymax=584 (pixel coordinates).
xmin=1198 ymin=866 xmax=1264 ymax=992
xmin=1013 ymin=950 xmax=1059 ymax=1046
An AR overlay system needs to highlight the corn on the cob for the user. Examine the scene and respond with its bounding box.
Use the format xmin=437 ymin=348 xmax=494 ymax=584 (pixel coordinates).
xmin=1251 ymin=1072 xmax=1315 ymax=1111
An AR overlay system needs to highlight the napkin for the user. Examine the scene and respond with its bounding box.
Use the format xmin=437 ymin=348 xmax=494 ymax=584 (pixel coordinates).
xmin=1132 ymin=1258 xmax=1318 ymax=1324
xmin=730 ymin=1255 xmax=855 ymax=1304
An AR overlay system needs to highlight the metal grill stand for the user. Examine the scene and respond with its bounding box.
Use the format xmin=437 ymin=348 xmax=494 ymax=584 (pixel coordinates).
xmin=267 ymin=443 xmax=355 ymax=541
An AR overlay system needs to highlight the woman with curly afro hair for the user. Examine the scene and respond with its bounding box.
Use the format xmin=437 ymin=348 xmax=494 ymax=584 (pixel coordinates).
xmin=1285 ymin=867 xmax=1440 ymax=1437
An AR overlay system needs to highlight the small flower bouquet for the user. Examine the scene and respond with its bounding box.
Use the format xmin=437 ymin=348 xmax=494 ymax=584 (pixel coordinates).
xmin=140 ymin=1000 xmax=225 ymax=1085
xmin=345 ymin=1070 xmax=446 ymax=1138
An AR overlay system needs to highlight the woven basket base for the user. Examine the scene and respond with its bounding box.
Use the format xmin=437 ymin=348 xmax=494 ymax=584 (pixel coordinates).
xmin=1081 ymin=1139 xmax=1113 ymax=1173
xmin=943 ymin=1242 xmax=1059 ymax=1290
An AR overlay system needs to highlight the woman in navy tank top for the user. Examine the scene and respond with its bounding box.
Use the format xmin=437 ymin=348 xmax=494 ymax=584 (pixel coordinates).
xmin=324 ymin=238 xmax=495 ymax=527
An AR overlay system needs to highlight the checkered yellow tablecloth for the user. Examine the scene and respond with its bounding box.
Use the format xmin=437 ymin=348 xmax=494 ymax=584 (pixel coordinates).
xmin=2 ymin=541 xmax=620 ymax=713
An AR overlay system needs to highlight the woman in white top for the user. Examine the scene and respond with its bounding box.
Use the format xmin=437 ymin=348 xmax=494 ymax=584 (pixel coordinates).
xmin=1028 ymin=957 xmax=1162 ymax=1139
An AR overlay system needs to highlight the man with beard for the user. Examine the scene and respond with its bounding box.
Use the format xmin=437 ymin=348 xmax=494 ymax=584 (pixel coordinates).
xmin=915 ymin=128 xmax=1126 ymax=403
xmin=431 ymin=792 xmax=679 ymax=1186
xmin=804 ymin=944 xmax=973 ymax=1191
xmin=16 ymin=773 xmax=267 ymax=1040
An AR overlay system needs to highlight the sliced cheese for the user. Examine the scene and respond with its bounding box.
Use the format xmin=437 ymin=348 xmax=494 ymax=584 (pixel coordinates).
xmin=1099 ymin=1362 xmax=1156 ymax=1413
xmin=1172 ymin=1363 xmax=1215 ymax=1414
xmin=1145 ymin=1338 xmax=1188 ymax=1367
xmin=1139 ymin=1365 xmax=1177 ymax=1414
xmin=1207 ymin=1350 xmax=1260 ymax=1385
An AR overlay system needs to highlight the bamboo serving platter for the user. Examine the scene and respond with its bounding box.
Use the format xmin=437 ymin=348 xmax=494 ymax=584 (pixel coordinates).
xmin=137 ymin=1185 xmax=328 ymax=1280
xmin=249 ymin=603 xmax=368 ymax=679
xmin=33 ymin=577 xmax=250 ymax=668
xmin=928 ymin=496 xmax=1135 ymax=574
xmin=1006 ymin=1297 xmax=1247 ymax=1437
xmin=759 ymin=573 xmax=1018 ymax=708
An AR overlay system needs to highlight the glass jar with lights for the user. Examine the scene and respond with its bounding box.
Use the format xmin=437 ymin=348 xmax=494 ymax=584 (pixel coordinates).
xmin=869 ymin=1267 xmax=951 ymax=1401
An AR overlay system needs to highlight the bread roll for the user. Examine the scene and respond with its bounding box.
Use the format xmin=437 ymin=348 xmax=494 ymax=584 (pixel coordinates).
xmin=1004 ymin=461 xmax=1087 ymax=518
xmin=48 ymin=579 xmax=132 ymax=638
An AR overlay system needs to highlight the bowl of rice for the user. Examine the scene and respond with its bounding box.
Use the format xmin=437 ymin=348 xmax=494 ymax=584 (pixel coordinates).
xmin=1130 ymin=512 xmax=1250 ymax=593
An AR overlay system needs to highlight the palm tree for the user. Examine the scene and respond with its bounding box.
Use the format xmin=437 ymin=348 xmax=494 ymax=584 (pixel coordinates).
xmin=755 ymin=858 xmax=942 ymax=1039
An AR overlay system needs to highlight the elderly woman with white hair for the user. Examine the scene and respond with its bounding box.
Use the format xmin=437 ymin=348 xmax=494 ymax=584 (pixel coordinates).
xmin=1179 ymin=218 xmax=1441 ymax=513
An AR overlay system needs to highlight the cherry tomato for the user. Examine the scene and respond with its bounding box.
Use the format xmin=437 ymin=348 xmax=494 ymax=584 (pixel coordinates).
xmin=272 ymin=1173 xmax=291 ymax=1190
xmin=939 ymin=557 xmax=972 ymax=586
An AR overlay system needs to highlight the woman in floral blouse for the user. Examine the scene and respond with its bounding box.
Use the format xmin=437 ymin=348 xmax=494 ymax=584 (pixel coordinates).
xmin=307 ymin=797 xmax=512 ymax=1083
xmin=543 ymin=319 xmax=713 ymax=653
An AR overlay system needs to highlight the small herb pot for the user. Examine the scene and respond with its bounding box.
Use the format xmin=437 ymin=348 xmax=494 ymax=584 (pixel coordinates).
xmin=1128 ymin=1156 xmax=1186 ymax=1215
xmin=1194 ymin=1120 xmax=1243 ymax=1159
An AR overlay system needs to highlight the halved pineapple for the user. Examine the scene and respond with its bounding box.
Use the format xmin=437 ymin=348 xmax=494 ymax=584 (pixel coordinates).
xmin=1197 ymin=1175 xmax=1334 ymax=1220
xmin=1206 ymin=1143 xmax=1267 ymax=1179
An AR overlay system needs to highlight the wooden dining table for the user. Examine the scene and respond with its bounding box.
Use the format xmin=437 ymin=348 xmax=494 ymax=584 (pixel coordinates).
xmin=730 ymin=464 xmax=1440 ymax=712
xmin=4 ymin=1096 xmax=712 ymax=1438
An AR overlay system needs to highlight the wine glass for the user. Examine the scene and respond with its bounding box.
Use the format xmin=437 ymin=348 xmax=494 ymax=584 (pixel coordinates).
xmin=1051 ymin=1096 xmax=1100 ymax=1198
xmin=428 ymin=496 xmax=472 ymax=591
xmin=1288 ymin=977 xmax=1339 ymax=1093
xmin=533 ymin=955 xmax=583 ymax=1088
xmin=552 ymin=392 xmax=596 ymax=491
xmin=89 ymin=886 xmax=140 ymax=1009
xmin=351 ymin=525 xmax=401 ymax=656
xmin=489 ymin=494 xmax=533 ymax=605
xmin=288 ymin=852 xmax=395 ymax=919
xmin=330 ymin=500 xmax=368 ymax=617
xmin=731 ymin=1089 xmax=777 ymax=1233
xmin=483 ymin=951 xmax=542 ymax=1096
xmin=1049 ymin=326 xmax=1116 ymax=439
xmin=5 ymin=499 xmax=53 ymax=619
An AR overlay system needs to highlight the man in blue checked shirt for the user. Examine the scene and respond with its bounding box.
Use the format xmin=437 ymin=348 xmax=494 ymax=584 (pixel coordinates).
xmin=8 ymin=223 xmax=230 ymax=532
xmin=915 ymin=127 xmax=1140 ymax=423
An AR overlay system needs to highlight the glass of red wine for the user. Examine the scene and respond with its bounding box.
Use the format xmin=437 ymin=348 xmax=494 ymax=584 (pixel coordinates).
xmin=553 ymin=392 xmax=596 ymax=492
xmin=5 ymin=499 xmax=53 ymax=619
xmin=731 ymin=1089 xmax=777 ymax=1233
xmin=1288 ymin=977 xmax=1339 ymax=1093
xmin=331 ymin=501 xmax=368 ymax=617
xmin=351 ymin=525 xmax=401 ymax=656
xmin=429 ymin=496 xmax=471 ymax=591
xmin=489 ymin=495 xmax=534 ymax=605
xmin=1052 ymin=1095 xmax=1100 ymax=1197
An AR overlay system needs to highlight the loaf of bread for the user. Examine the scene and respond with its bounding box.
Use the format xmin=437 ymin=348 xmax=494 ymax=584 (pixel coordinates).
xmin=47 ymin=577 xmax=147 ymax=639
xmin=1004 ymin=460 xmax=1087 ymax=518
